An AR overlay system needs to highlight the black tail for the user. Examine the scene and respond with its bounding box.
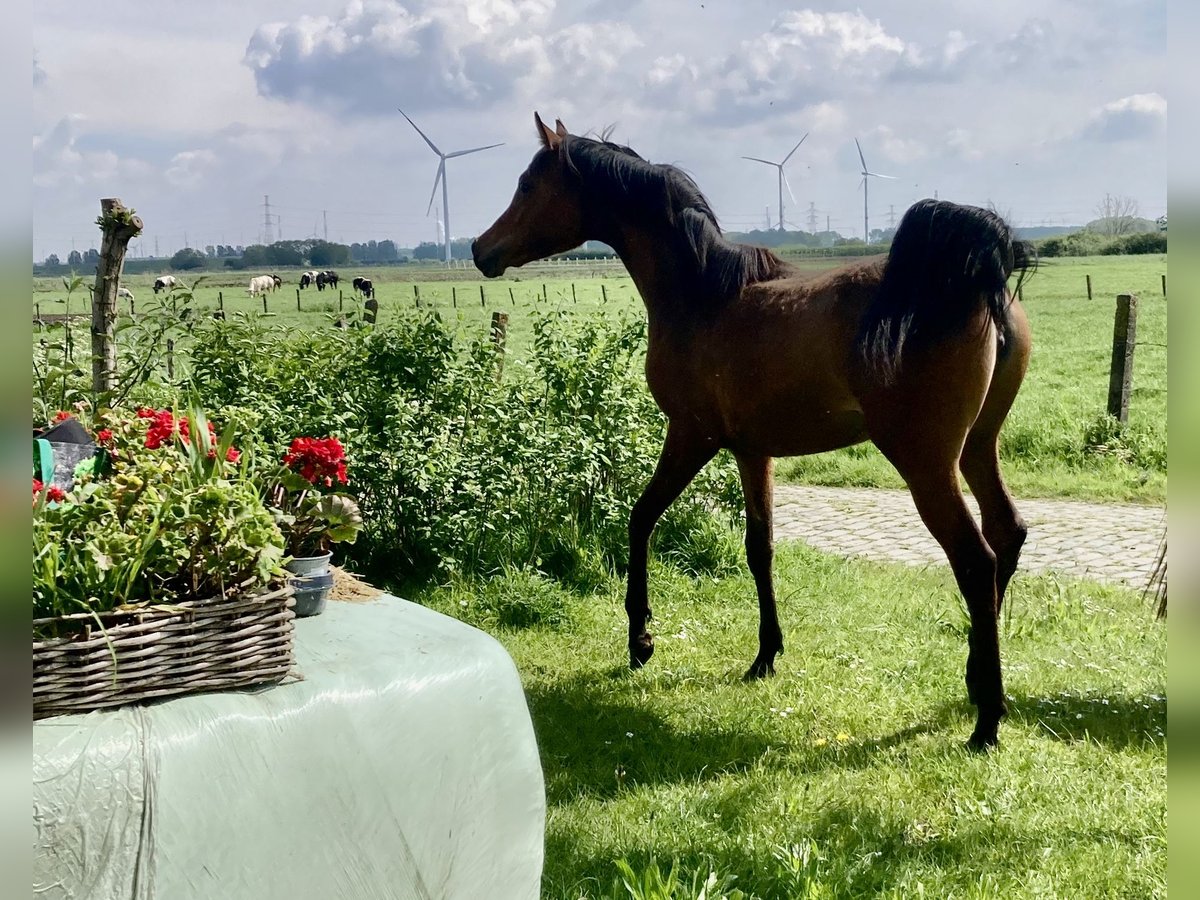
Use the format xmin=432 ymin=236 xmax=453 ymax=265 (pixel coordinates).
xmin=857 ymin=199 xmax=1035 ymax=382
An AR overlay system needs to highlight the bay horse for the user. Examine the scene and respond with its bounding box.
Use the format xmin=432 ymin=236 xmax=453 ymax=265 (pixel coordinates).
xmin=473 ymin=114 xmax=1034 ymax=749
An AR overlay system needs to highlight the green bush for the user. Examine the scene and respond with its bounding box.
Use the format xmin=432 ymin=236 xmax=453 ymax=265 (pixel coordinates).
xmin=183 ymin=310 xmax=743 ymax=585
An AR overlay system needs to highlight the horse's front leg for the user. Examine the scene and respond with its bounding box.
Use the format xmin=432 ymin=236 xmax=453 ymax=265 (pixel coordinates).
xmin=626 ymin=425 xmax=716 ymax=668
xmin=735 ymin=453 xmax=783 ymax=679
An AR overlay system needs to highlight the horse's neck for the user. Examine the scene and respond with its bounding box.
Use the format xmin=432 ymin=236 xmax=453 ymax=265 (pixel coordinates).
xmin=608 ymin=225 xmax=695 ymax=327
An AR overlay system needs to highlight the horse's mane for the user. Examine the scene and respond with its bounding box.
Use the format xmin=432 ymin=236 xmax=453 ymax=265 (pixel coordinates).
xmin=561 ymin=135 xmax=786 ymax=306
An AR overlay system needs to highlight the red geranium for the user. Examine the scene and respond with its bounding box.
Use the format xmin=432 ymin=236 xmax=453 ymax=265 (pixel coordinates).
xmin=32 ymin=478 xmax=43 ymax=496
xmin=96 ymin=428 xmax=114 ymax=445
xmin=47 ymin=485 xmax=66 ymax=503
xmin=282 ymin=436 xmax=348 ymax=488
xmin=53 ymin=410 xmax=71 ymax=423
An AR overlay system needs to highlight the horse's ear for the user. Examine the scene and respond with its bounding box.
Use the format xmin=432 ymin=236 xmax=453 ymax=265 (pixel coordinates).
xmin=554 ymin=119 xmax=569 ymax=138
xmin=534 ymin=112 xmax=561 ymax=150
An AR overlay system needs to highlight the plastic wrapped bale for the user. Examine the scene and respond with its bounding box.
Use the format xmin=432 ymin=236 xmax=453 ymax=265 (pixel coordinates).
xmin=33 ymin=595 xmax=546 ymax=899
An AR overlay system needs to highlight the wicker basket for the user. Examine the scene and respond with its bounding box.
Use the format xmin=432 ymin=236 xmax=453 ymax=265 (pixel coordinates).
xmin=32 ymin=586 xmax=296 ymax=720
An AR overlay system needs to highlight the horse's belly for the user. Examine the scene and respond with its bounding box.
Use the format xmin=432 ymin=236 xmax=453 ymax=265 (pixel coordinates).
xmin=736 ymin=405 xmax=868 ymax=457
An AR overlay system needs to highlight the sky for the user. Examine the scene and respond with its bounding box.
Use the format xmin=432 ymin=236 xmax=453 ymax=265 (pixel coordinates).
xmin=32 ymin=0 xmax=1167 ymax=260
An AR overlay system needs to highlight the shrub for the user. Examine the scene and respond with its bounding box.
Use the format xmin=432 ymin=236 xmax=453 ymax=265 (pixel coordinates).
xmin=182 ymin=310 xmax=744 ymax=585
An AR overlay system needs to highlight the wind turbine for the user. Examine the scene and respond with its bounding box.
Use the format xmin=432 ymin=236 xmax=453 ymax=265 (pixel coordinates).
xmin=855 ymin=138 xmax=896 ymax=244
xmin=398 ymin=109 xmax=503 ymax=265
xmin=742 ymin=133 xmax=808 ymax=231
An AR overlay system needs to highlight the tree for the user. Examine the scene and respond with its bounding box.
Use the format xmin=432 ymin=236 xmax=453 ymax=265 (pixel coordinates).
xmin=67 ymin=250 xmax=82 ymax=267
xmin=308 ymin=241 xmax=352 ymax=267
xmin=44 ymin=253 xmax=61 ymax=268
xmin=170 ymin=247 xmax=207 ymax=270
xmin=241 ymin=244 xmax=270 ymax=267
xmin=83 ymin=248 xmax=100 ymax=267
xmin=412 ymin=242 xmax=440 ymax=260
xmin=265 ymin=242 xmax=303 ymax=267
xmin=1093 ymin=193 xmax=1140 ymax=236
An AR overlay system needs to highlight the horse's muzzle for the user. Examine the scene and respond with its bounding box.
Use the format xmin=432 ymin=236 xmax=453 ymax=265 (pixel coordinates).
xmin=472 ymin=240 xmax=504 ymax=278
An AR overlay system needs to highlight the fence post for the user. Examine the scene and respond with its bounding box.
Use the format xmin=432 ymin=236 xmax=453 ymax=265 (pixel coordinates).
xmin=166 ymin=338 xmax=175 ymax=380
xmin=601 ymin=284 xmax=608 ymax=303
xmin=1162 ymin=274 xmax=1167 ymax=297
xmin=262 ymin=295 xmax=268 ymax=314
xmin=413 ymin=284 xmax=420 ymax=307
xmin=297 ymin=289 xmax=301 ymax=311
xmin=452 ymin=286 xmax=457 ymax=308
xmin=490 ymin=310 xmax=509 ymax=381
xmin=35 ymin=302 xmax=41 ymax=330
xmin=542 ymin=283 xmax=547 ymax=301
xmin=364 ymin=296 xmax=379 ymax=325
xmin=480 ymin=284 xmax=485 ymax=308
xmin=339 ymin=290 xmax=344 ymax=311
xmin=1086 ymin=274 xmax=1092 ymax=300
xmin=218 ymin=291 xmax=223 ymax=310
xmin=1107 ymin=293 xmax=1138 ymax=424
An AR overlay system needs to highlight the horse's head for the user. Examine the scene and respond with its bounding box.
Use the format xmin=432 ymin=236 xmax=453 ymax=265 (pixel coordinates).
xmin=473 ymin=113 xmax=586 ymax=277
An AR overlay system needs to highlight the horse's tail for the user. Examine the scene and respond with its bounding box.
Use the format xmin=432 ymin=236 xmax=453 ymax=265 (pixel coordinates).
xmin=857 ymin=199 xmax=1035 ymax=382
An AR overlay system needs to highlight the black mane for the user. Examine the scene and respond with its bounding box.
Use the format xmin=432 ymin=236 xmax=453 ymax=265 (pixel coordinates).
xmin=561 ymin=135 xmax=786 ymax=306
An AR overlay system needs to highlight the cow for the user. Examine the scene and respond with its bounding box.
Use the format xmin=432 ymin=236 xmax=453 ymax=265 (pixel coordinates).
xmin=352 ymin=276 xmax=373 ymax=299
xmin=271 ymin=274 xmax=282 ymax=289
xmin=300 ymin=272 xmax=315 ymax=289
xmin=117 ymin=287 xmax=135 ymax=303
xmin=323 ymin=270 xmax=339 ymax=289
xmin=152 ymin=275 xmax=177 ymax=294
xmin=248 ymin=275 xmax=276 ymax=297
xmin=316 ymin=272 xmax=328 ymax=291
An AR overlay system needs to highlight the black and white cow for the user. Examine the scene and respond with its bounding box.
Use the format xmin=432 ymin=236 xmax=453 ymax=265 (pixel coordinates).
xmin=352 ymin=276 xmax=373 ymax=299
xmin=152 ymin=275 xmax=177 ymax=294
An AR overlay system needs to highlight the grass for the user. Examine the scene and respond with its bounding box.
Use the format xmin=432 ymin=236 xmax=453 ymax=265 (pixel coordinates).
xmin=415 ymin=542 xmax=1166 ymax=899
xmin=33 ymin=254 xmax=1167 ymax=504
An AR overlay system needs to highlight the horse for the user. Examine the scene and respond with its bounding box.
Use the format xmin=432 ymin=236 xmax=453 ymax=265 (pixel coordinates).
xmin=323 ymin=270 xmax=339 ymax=289
xmin=472 ymin=114 xmax=1035 ymax=751
xmin=152 ymin=275 xmax=177 ymax=294
xmin=248 ymin=275 xmax=275 ymax=297
xmin=271 ymin=274 xmax=282 ymax=290
xmin=300 ymin=272 xmax=316 ymax=289
xmin=316 ymin=272 xmax=329 ymax=291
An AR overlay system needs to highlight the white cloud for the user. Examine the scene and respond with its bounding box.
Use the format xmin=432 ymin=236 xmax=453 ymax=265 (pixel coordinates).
xmin=33 ymin=115 xmax=156 ymax=189
xmin=1081 ymin=92 xmax=1167 ymax=142
xmin=165 ymin=150 xmax=218 ymax=189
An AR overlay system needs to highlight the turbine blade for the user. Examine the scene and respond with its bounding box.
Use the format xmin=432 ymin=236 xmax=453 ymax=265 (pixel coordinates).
xmin=854 ymin=137 xmax=868 ymax=172
xmin=741 ymin=156 xmax=779 ymax=167
xmin=782 ymin=170 xmax=796 ymax=205
xmin=867 ymin=172 xmax=897 ymax=180
xmin=426 ymin=160 xmax=445 ymax=217
xmin=781 ymin=133 xmax=809 ymax=165
xmin=398 ymin=108 xmax=442 ymax=157
xmin=857 ymin=177 xmax=865 ymax=192
xmin=445 ymin=142 xmax=505 ymax=159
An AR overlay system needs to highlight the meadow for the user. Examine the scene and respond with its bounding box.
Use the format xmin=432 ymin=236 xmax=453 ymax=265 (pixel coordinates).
xmin=33 ymin=253 xmax=1168 ymax=504
xmin=417 ymin=545 xmax=1165 ymax=898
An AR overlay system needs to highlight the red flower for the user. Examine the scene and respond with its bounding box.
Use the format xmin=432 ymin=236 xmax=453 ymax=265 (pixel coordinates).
xmin=144 ymin=409 xmax=184 ymax=449
xmin=135 ymin=407 xmax=156 ymax=419
xmin=226 ymin=447 xmax=241 ymax=464
xmin=33 ymin=478 xmax=43 ymax=496
xmin=47 ymin=485 xmax=66 ymax=503
xmin=282 ymin=436 xmax=349 ymax=486
xmin=53 ymin=410 xmax=71 ymax=423
xmin=96 ymin=428 xmax=114 ymax=445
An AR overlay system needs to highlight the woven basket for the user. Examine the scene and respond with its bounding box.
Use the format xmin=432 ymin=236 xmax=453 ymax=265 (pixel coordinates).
xmin=32 ymin=586 xmax=296 ymax=720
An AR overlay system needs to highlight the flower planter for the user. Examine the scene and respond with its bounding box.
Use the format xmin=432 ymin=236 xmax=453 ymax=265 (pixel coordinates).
xmin=32 ymin=586 xmax=295 ymax=720
xmin=286 ymin=552 xmax=334 ymax=617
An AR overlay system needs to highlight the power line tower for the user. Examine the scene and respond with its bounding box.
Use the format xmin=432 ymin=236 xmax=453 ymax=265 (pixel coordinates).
xmin=887 ymin=205 xmax=896 ymax=229
xmin=263 ymin=195 xmax=274 ymax=245
xmin=806 ymin=202 xmax=818 ymax=233
xmin=323 ymin=210 xmax=328 ymax=242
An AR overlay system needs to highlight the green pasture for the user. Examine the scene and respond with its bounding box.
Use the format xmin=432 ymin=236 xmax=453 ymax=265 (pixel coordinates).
xmin=33 ymin=253 xmax=1167 ymax=504
xmin=418 ymin=543 xmax=1166 ymax=898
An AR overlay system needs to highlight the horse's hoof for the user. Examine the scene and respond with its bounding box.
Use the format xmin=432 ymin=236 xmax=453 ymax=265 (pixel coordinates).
xmin=629 ymin=635 xmax=655 ymax=669
xmin=965 ymin=730 xmax=998 ymax=753
xmin=742 ymin=659 xmax=776 ymax=681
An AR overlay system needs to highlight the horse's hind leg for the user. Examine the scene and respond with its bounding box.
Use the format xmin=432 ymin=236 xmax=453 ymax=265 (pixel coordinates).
xmin=898 ymin=463 xmax=1005 ymax=749
xmin=625 ymin=425 xmax=716 ymax=668
xmin=735 ymin=453 xmax=783 ymax=679
xmin=961 ymin=302 xmax=1031 ymax=612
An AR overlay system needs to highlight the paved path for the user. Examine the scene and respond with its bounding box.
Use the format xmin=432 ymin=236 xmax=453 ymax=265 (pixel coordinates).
xmin=774 ymin=485 xmax=1165 ymax=587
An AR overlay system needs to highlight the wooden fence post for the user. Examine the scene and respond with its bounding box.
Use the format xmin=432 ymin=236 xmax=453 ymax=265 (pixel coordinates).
xmin=480 ymin=285 xmax=485 ymax=308
xmin=414 ymin=284 xmax=420 ymax=307
xmin=262 ymin=295 xmax=268 ymax=314
xmin=166 ymin=339 xmax=175 ymax=380
xmin=452 ymin=286 xmax=457 ymax=308
xmin=35 ymin=303 xmax=41 ymax=330
xmin=1107 ymin=293 xmax=1138 ymax=424
xmin=542 ymin=283 xmax=547 ymax=301
xmin=490 ymin=311 xmax=509 ymax=381
xmin=601 ymin=284 xmax=608 ymax=303
xmin=508 ymin=287 xmax=515 ymax=305
xmin=571 ymin=283 xmax=577 ymax=303
xmin=91 ymin=198 xmax=143 ymax=396
xmin=1086 ymin=274 xmax=1092 ymax=300
xmin=296 ymin=289 xmax=301 ymax=311
xmin=1162 ymin=274 xmax=1167 ymax=297
xmin=339 ymin=290 xmax=344 ymax=310
xmin=364 ymin=296 xmax=379 ymax=325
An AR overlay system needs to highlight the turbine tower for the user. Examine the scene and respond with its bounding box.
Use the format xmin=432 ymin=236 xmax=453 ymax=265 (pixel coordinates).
xmin=742 ymin=133 xmax=808 ymax=231
xmin=855 ymin=138 xmax=896 ymax=244
xmin=398 ymin=109 xmax=503 ymax=265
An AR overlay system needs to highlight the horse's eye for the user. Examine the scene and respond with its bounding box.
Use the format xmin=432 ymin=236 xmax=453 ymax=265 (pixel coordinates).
xmin=518 ymin=180 xmax=532 ymax=195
